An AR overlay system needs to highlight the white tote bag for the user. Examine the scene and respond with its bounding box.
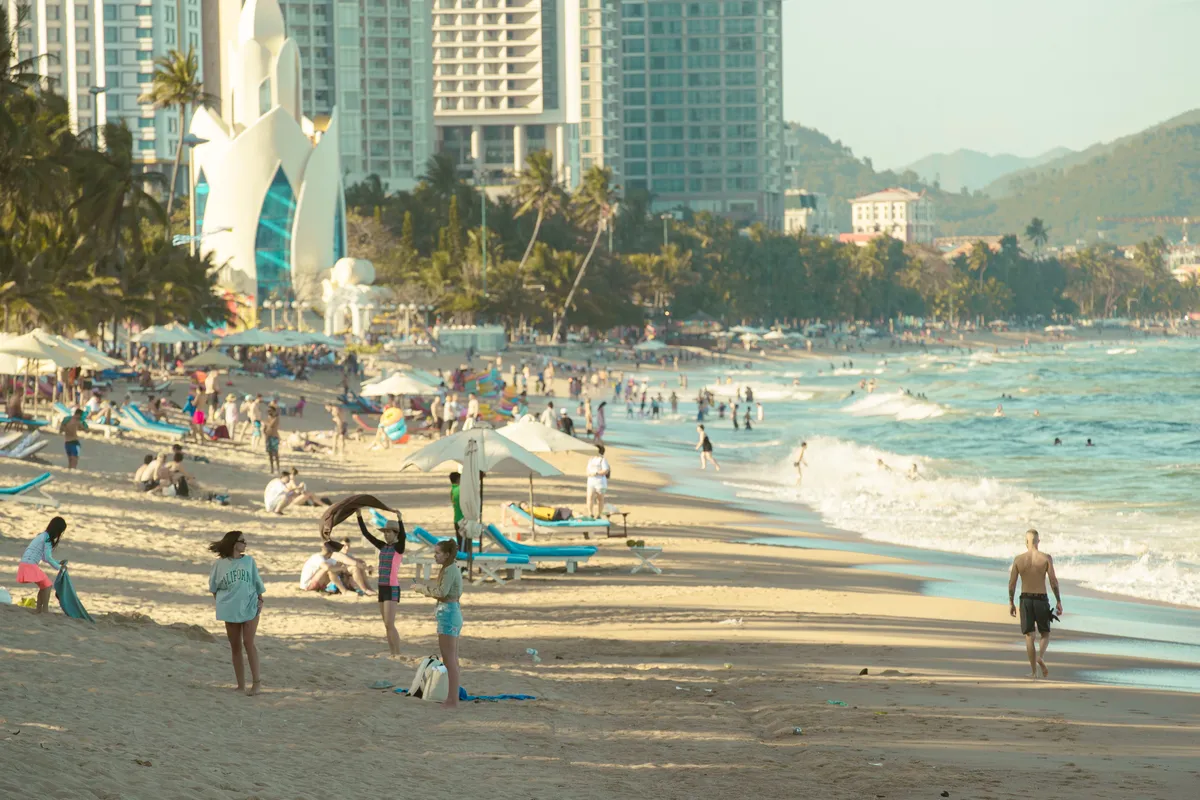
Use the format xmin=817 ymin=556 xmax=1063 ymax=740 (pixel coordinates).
xmin=409 ymin=655 xmax=449 ymax=702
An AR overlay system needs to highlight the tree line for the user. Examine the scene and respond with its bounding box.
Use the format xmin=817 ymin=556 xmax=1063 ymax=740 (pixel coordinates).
xmin=1 ymin=13 xmax=228 ymax=339
xmin=348 ymin=154 xmax=1200 ymax=335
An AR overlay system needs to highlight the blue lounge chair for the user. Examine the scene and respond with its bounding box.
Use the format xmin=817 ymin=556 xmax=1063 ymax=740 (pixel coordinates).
xmin=0 ymin=414 xmax=48 ymax=430
xmin=484 ymin=524 xmax=595 ymax=573
xmin=119 ymin=405 xmax=188 ymax=438
xmin=502 ymin=502 xmax=611 ymax=540
xmin=0 ymin=471 xmax=59 ymax=508
xmin=364 ymin=510 xmax=528 ymax=583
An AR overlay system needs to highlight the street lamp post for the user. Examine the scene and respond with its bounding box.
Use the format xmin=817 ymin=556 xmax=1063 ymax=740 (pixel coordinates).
xmin=475 ymin=168 xmax=488 ymax=296
xmin=660 ymin=213 xmax=671 ymax=250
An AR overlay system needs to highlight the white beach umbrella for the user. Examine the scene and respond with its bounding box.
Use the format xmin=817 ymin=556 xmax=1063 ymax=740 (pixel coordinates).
xmin=633 ymin=339 xmax=668 ymax=351
xmin=61 ymin=338 xmax=125 ymax=369
xmin=497 ymin=417 xmax=596 ymax=536
xmin=460 ymin=435 xmax=483 ymax=567
xmin=360 ymin=372 xmax=439 ymax=397
xmin=0 ymin=330 xmax=88 ymax=366
xmin=762 ymin=330 xmax=787 ymax=341
xmin=401 ymin=427 xmax=561 ymax=476
xmin=218 ymin=328 xmax=279 ymax=346
xmin=184 ymin=349 xmax=242 ymax=369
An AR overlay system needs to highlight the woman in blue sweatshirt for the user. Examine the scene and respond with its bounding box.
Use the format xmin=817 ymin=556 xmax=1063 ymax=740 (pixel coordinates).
xmin=208 ymin=530 xmax=266 ymax=696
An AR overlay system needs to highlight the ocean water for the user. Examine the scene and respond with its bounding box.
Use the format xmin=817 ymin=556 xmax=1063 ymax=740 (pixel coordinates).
xmin=601 ymin=336 xmax=1200 ymax=610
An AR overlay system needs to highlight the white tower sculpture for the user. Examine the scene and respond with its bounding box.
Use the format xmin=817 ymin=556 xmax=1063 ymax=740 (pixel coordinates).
xmin=187 ymin=0 xmax=350 ymax=314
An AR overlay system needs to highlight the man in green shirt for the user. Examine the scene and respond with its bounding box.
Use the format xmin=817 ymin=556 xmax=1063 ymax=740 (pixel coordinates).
xmin=450 ymin=471 xmax=464 ymax=549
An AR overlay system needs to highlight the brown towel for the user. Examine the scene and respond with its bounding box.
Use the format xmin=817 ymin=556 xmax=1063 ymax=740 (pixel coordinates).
xmin=320 ymin=494 xmax=395 ymax=540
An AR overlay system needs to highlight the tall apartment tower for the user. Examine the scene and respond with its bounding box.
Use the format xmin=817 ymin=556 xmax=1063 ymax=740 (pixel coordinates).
xmin=431 ymin=0 xmax=586 ymax=188
xmin=578 ymin=0 xmax=621 ymax=179
xmin=619 ymin=0 xmax=784 ymax=227
xmin=7 ymin=0 xmax=204 ymax=186
xmin=246 ymin=0 xmax=437 ymax=193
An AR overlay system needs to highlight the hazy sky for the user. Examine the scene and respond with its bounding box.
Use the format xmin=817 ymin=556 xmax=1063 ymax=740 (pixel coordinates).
xmin=782 ymin=0 xmax=1200 ymax=168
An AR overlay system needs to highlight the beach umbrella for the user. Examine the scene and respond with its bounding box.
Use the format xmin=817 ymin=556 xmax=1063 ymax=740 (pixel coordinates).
xmin=763 ymin=330 xmax=787 ymax=341
xmin=185 ymin=349 xmax=242 ymax=369
xmin=401 ymin=427 xmax=561 ymax=477
xmin=497 ymin=418 xmax=596 ymax=537
xmin=218 ymin=328 xmax=278 ymax=346
xmin=0 ymin=330 xmax=88 ymax=366
xmin=633 ymin=339 xmax=668 ymax=351
xmin=134 ymin=323 xmax=209 ymax=345
xmin=360 ymin=372 xmax=439 ymax=397
xmin=62 ymin=338 xmax=125 ymax=369
xmin=460 ymin=435 xmax=483 ymax=573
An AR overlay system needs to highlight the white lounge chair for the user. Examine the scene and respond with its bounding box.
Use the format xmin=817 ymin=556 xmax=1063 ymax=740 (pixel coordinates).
xmin=0 ymin=471 xmax=59 ymax=508
xmin=0 ymin=432 xmax=49 ymax=460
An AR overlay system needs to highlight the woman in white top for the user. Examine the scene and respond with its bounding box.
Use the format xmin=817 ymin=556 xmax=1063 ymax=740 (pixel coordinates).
xmin=586 ymin=445 xmax=610 ymax=518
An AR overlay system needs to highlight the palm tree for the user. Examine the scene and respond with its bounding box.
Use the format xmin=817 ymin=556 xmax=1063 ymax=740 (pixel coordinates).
xmin=550 ymin=165 xmax=616 ymax=343
xmin=1024 ymin=217 xmax=1049 ymax=258
xmin=513 ymin=149 xmax=564 ymax=274
xmin=138 ymin=46 xmax=211 ymax=218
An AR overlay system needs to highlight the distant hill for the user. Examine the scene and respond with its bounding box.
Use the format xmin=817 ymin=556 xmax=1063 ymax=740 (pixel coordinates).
xmin=982 ymin=108 xmax=1200 ymax=197
xmin=904 ymin=147 xmax=1072 ymax=194
xmin=936 ymin=122 xmax=1200 ymax=244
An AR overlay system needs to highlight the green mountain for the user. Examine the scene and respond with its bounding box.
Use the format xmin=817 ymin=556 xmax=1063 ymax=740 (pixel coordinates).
xmin=981 ymin=108 xmax=1200 ymax=198
xmin=937 ymin=122 xmax=1200 ymax=244
xmin=905 ymin=147 xmax=1072 ymax=194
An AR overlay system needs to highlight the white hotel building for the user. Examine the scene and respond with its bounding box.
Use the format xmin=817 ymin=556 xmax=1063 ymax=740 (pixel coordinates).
xmin=6 ymin=0 xmax=204 ymax=188
xmin=846 ymin=187 xmax=935 ymax=245
xmin=431 ymin=0 xmax=601 ymax=188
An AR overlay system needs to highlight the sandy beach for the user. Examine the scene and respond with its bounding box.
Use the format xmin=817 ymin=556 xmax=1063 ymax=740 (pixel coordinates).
xmin=2 ymin=362 xmax=1199 ymax=800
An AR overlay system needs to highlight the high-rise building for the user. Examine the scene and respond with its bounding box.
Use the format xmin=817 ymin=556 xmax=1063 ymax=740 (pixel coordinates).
xmin=578 ymin=0 xmax=621 ymax=179
xmin=619 ymin=0 xmax=784 ymax=227
xmin=431 ymin=0 xmax=585 ymax=188
xmin=235 ymin=0 xmax=437 ymax=193
xmin=7 ymin=0 xmax=205 ymax=187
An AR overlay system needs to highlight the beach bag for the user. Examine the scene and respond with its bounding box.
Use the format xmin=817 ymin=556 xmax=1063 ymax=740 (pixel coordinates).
xmin=409 ymin=654 xmax=449 ymax=702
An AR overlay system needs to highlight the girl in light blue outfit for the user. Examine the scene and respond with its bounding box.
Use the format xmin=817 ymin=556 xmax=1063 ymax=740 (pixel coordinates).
xmin=208 ymin=530 xmax=265 ymax=696
xmin=414 ymin=539 xmax=462 ymax=707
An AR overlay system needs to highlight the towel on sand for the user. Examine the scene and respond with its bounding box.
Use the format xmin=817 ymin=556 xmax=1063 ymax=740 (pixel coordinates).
xmin=320 ymin=494 xmax=396 ymax=540
xmin=54 ymin=567 xmax=93 ymax=622
xmin=393 ymin=686 xmax=536 ymax=702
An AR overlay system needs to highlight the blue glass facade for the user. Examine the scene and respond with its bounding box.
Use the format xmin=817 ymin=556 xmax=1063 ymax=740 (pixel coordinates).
xmin=254 ymin=167 xmax=297 ymax=300
xmin=193 ymin=170 xmax=209 ymax=240
xmin=333 ymin=194 xmax=346 ymax=263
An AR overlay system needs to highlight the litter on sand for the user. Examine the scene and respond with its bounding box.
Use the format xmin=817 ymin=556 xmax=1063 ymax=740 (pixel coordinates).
xmin=827 ymin=700 xmax=849 ymax=706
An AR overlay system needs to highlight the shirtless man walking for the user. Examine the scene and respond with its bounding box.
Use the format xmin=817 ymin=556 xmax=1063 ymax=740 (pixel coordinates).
xmin=1008 ymin=529 xmax=1062 ymax=678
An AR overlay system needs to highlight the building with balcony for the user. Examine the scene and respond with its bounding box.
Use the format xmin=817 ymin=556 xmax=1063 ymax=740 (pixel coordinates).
xmin=783 ymin=189 xmax=834 ymax=237
xmin=7 ymin=0 xmax=204 ymax=192
xmin=619 ymin=0 xmax=784 ymax=228
xmin=432 ymin=0 xmax=586 ymax=188
xmin=846 ymin=187 xmax=935 ymax=245
xmin=215 ymin=0 xmax=436 ymax=193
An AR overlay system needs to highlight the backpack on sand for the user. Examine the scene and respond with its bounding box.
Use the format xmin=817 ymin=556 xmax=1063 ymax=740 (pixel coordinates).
xmin=409 ymin=654 xmax=449 ymax=702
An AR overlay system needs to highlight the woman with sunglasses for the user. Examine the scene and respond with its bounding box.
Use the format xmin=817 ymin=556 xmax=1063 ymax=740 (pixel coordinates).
xmin=208 ymin=531 xmax=266 ymax=696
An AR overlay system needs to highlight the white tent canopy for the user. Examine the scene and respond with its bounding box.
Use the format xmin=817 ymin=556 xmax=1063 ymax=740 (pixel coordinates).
xmin=400 ymin=428 xmax=562 ymax=477
xmin=360 ymin=372 xmax=440 ymax=397
xmin=185 ymin=349 xmax=242 ymax=369
xmin=730 ymin=325 xmax=768 ymax=335
xmin=0 ymin=330 xmax=104 ymax=368
xmin=633 ymin=339 xmax=668 ymax=352
xmin=218 ymin=328 xmax=280 ymax=346
xmin=762 ymin=330 xmax=787 ymax=341
xmin=133 ymin=322 xmax=211 ymax=345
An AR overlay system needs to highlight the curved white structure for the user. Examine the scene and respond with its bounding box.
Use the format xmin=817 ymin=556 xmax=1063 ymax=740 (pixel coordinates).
xmin=189 ymin=0 xmax=347 ymax=310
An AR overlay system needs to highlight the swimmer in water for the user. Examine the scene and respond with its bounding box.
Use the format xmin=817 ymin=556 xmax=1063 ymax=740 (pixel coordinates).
xmin=907 ymin=463 xmax=920 ymax=480
xmin=1053 ymin=438 xmax=1062 ymax=446
xmin=994 ymin=404 xmax=1005 ymax=417
xmin=876 ymin=459 xmax=892 ymax=472
xmin=1086 ymin=438 xmax=1095 ymax=447
xmin=1033 ymin=409 xmax=1040 ymax=417
xmin=793 ymin=442 xmax=808 ymax=485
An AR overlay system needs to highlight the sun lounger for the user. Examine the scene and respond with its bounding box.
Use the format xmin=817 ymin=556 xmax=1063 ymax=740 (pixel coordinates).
xmin=410 ymin=526 xmax=529 ymax=584
xmin=53 ymin=402 xmax=125 ymax=438
xmin=0 ymin=471 xmax=59 ymax=508
xmin=502 ymin=502 xmax=611 ymax=540
xmin=130 ymin=379 xmax=174 ymax=395
xmin=483 ymin=524 xmax=595 ymax=573
xmin=119 ymin=405 xmax=188 ymax=438
xmin=0 ymin=432 xmax=50 ymax=460
xmin=0 ymin=414 xmax=49 ymax=431
xmin=0 ymin=431 xmax=22 ymax=451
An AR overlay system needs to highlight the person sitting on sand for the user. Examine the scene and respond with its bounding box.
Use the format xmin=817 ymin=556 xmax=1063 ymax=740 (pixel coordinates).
xmin=286 ymin=430 xmax=324 ymax=453
xmin=134 ymin=454 xmax=162 ymax=492
xmin=1008 ymin=529 xmax=1062 ymax=679
xmin=300 ymin=540 xmax=372 ymax=597
xmin=17 ymin=516 xmax=68 ymax=613
xmin=164 ymin=451 xmax=196 ymax=497
xmin=208 ymin=530 xmax=265 ymax=696
xmin=356 ymin=510 xmax=407 ymax=657
xmin=411 ymin=539 xmax=463 ymax=708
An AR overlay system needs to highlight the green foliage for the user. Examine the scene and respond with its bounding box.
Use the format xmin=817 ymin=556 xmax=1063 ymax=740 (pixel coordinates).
xmin=0 ymin=30 xmax=231 ymax=335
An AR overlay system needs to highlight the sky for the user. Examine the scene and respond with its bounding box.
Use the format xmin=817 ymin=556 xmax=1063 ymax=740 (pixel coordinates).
xmin=782 ymin=0 xmax=1200 ymax=169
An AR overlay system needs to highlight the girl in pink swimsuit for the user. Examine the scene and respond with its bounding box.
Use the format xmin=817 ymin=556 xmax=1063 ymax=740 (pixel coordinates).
xmin=356 ymin=510 xmax=406 ymax=657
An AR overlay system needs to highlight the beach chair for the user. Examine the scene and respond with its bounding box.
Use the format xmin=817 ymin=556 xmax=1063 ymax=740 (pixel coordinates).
xmin=130 ymin=378 xmax=174 ymax=395
xmin=0 ymin=471 xmax=59 ymax=508
xmin=0 ymin=432 xmax=49 ymax=460
xmin=118 ymin=405 xmax=188 ymax=439
xmin=0 ymin=431 xmax=22 ymax=451
xmin=501 ymin=502 xmax=611 ymax=540
xmin=53 ymin=402 xmax=124 ymax=439
xmin=483 ymin=524 xmax=596 ymax=573
xmin=0 ymin=414 xmax=49 ymax=432
xmin=364 ymin=511 xmax=530 ymax=584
